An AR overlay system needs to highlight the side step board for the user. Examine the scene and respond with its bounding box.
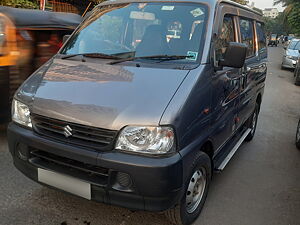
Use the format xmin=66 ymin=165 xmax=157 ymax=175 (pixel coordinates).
xmin=217 ymin=128 xmax=251 ymax=170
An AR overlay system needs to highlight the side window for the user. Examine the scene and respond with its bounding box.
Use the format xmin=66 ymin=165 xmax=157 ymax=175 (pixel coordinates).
xmin=240 ymin=18 xmax=255 ymax=57
xmin=215 ymin=15 xmax=235 ymax=62
xmin=256 ymin=22 xmax=266 ymax=51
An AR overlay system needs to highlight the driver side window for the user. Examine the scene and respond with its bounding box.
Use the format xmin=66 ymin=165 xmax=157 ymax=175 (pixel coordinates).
xmin=215 ymin=15 xmax=235 ymax=62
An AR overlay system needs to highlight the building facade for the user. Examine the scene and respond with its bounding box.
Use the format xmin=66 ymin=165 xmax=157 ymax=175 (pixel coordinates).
xmin=263 ymin=8 xmax=279 ymax=18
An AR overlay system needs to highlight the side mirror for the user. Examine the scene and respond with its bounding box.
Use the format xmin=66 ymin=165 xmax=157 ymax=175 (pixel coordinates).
xmin=219 ymin=42 xmax=247 ymax=69
xmin=63 ymin=35 xmax=70 ymax=44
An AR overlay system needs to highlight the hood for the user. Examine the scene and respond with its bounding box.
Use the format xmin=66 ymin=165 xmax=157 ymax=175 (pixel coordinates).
xmin=30 ymin=59 xmax=189 ymax=130
xmin=286 ymin=49 xmax=300 ymax=57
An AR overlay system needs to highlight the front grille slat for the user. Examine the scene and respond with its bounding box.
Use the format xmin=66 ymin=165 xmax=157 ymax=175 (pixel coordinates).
xmin=35 ymin=118 xmax=65 ymax=128
xmin=31 ymin=150 xmax=109 ymax=177
xmin=31 ymin=114 xmax=117 ymax=151
xmin=35 ymin=123 xmax=65 ymax=135
xmin=29 ymin=149 xmax=109 ymax=186
xmin=73 ymin=129 xmax=114 ymax=139
xmin=72 ymin=133 xmax=111 ymax=144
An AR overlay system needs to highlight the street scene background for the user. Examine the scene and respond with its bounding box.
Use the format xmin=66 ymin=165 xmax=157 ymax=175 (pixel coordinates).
xmin=0 ymin=0 xmax=300 ymax=225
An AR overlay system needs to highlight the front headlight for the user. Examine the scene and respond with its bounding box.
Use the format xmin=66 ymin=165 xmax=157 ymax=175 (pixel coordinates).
xmin=115 ymin=126 xmax=175 ymax=155
xmin=12 ymin=99 xmax=32 ymax=128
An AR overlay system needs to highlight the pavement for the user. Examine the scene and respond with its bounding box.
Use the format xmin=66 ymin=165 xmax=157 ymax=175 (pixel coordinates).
xmin=0 ymin=46 xmax=299 ymax=225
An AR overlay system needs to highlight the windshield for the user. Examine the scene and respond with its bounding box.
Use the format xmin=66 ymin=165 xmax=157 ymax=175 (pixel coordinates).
xmin=288 ymin=40 xmax=300 ymax=50
xmin=61 ymin=2 xmax=208 ymax=66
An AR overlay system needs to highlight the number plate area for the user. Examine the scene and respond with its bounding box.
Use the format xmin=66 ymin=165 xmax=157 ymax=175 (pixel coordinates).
xmin=38 ymin=168 xmax=91 ymax=200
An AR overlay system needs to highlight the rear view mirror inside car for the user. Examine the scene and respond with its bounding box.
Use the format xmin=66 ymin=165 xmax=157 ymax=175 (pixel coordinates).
xmin=130 ymin=11 xmax=155 ymax=20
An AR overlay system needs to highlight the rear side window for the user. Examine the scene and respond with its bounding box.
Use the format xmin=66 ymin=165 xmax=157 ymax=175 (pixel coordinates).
xmin=240 ymin=18 xmax=255 ymax=57
xmin=215 ymin=15 xmax=235 ymax=62
xmin=256 ymin=22 xmax=266 ymax=50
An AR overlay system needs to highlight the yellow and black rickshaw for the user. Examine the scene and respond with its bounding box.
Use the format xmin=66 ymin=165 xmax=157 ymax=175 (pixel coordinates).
xmin=0 ymin=6 xmax=82 ymax=123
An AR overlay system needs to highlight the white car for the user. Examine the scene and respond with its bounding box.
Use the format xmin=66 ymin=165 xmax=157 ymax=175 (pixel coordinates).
xmin=282 ymin=39 xmax=300 ymax=69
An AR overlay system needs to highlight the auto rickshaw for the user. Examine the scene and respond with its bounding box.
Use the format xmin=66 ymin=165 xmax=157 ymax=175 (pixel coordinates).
xmin=0 ymin=6 xmax=82 ymax=123
xmin=268 ymin=34 xmax=278 ymax=47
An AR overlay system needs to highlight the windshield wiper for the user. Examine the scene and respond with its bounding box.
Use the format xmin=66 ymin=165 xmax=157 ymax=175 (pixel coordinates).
xmin=109 ymin=55 xmax=193 ymax=65
xmin=61 ymin=53 xmax=122 ymax=60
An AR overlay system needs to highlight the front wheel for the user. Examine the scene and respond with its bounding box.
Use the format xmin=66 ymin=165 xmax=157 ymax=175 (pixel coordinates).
xmin=165 ymin=152 xmax=211 ymax=225
xmin=294 ymin=68 xmax=300 ymax=86
xmin=245 ymin=103 xmax=259 ymax=142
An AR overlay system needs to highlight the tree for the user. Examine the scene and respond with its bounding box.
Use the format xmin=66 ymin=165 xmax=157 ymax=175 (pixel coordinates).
xmin=0 ymin=0 xmax=38 ymax=9
xmin=286 ymin=2 xmax=300 ymax=35
xmin=274 ymin=0 xmax=300 ymax=36
xmin=264 ymin=13 xmax=288 ymax=36
xmin=274 ymin=0 xmax=297 ymax=7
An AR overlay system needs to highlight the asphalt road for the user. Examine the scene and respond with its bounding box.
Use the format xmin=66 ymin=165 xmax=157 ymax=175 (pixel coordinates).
xmin=0 ymin=46 xmax=299 ymax=225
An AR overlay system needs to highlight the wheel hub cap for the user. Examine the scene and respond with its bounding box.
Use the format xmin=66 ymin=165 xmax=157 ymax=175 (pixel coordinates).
xmin=186 ymin=168 xmax=206 ymax=214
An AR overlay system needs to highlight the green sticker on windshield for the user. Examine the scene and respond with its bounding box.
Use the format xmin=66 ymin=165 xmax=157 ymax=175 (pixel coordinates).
xmin=187 ymin=51 xmax=198 ymax=61
xmin=190 ymin=8 xmax=204 ymax=17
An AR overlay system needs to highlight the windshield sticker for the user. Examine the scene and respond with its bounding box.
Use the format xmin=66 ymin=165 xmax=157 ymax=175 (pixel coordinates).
xmin=161 ymin=6 xmax=175 ymax=11
xmin=190 ymin=8 xmax=204 ymax=17
xmin=187 ymin=51 xmax=198 ymax=61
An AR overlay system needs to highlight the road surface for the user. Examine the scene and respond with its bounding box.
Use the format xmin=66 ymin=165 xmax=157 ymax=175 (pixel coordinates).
xmin=0 ymin=46 xmax=299 ymax=225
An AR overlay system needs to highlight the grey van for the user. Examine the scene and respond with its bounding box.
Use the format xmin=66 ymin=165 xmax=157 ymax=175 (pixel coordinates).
xmin=7 ymin=0 xmax=267 ymax=224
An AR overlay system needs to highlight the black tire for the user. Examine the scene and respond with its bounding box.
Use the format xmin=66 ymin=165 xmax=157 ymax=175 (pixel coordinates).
xmin=294 ymin=68 xmax=300 ymax=86
xmin=296 ymin=119 xmax=300 ymax=150
xmin=0 ymin=66 xmax=10 ymax=123
xmin=245 ymin=103 xmax=259 ymax=142
xmin=165 ymin=152 xmax=211 ymax=225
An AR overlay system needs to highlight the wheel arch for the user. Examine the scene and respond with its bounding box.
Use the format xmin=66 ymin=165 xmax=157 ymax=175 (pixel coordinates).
xmin=199 ymin=140 xmax=214 ymax=172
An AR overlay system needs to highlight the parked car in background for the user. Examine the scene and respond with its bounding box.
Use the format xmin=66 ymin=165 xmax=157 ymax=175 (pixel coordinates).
xmin=282 ymin=39 xmax=300 ymax=69
xmin=0 ymin=6 xmax=82 ymax=123
xmin=268 ymin=34 xmax=278 ymax=46
xmin=296 ymin=119 xmax=300 ymax=150
xmin=7 ymin=1 xmax=267 ymax=224
xmin=294 ymin=57 xmax=300 ymax=85
xmin=283 ymin=35 xmax=295 ymax=48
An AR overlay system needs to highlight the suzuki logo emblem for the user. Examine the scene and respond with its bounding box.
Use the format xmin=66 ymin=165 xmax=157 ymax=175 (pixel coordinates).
xmin=63 ymin=125 xmax=73 ymax=138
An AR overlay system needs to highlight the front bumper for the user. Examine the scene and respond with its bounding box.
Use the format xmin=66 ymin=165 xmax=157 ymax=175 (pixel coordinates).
xmin=7 ymin=123 xmax=183 ymax=211
xmin=282 ymin=56 xmax=297 ymax=69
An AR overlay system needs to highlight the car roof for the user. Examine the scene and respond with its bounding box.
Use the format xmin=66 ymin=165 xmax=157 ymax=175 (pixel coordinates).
xmin=99 ymin=0 xmax=262 ymax=16
xmin=0 ymin=6 xmax=82 ymax=29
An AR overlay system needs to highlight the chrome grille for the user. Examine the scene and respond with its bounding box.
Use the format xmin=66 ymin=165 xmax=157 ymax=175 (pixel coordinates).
xmin=31 ymin=114 xmax=117 ymax=151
